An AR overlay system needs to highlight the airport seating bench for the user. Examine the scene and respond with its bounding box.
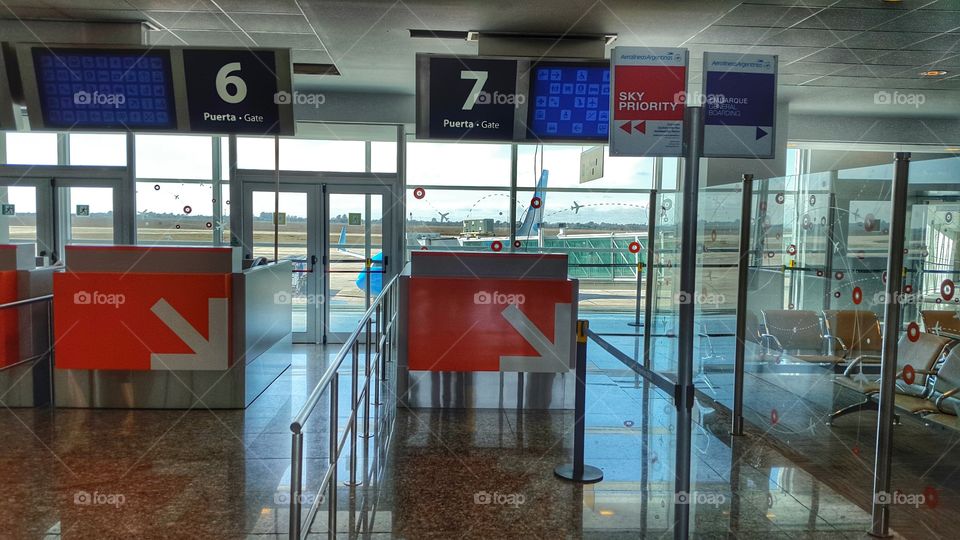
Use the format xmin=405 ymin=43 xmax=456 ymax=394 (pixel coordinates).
xmin=829 ymin=332 xmax=960 ymax=430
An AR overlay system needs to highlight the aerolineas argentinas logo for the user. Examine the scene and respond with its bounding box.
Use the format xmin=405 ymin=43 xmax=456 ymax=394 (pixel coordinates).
xmin=474 ymin=290 xmax=525 ymax=305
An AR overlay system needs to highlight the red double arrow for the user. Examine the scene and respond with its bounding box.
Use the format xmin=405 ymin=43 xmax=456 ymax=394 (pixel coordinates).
xmin=619 ymin=120 xmax=646 ymax=134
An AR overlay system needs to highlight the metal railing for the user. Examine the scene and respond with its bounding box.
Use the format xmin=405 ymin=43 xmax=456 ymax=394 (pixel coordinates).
xmin=0 ymin=294 xmax=55 ymax=407
xmin=288 ymin=273 xmax=400 ymax=539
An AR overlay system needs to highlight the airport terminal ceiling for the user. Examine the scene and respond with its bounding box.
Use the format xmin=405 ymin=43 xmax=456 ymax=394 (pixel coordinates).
xmin=0 ymin=0 xmax=958 ymax=123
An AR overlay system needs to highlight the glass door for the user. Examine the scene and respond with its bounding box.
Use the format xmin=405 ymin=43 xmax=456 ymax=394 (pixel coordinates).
xmin=325 ymin=187 xmax=389 ymax=344
xmin=0 ymin=170 xmax=125 ymax=265
xmin=242 ymin=183 xmax=321 ymax=343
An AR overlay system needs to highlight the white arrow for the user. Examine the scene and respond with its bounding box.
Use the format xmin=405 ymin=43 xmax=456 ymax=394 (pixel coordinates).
xmin=150 ymin=298 xmax=229 ymax=371
xmin=499 ymin=303 xmax=572 ymax=373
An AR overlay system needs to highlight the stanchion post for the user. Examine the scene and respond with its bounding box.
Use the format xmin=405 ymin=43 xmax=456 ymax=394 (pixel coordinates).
xmin=554 ymin=319 xmax=604 ymax=484
xmin=732 ymin=174 xmax=753 ymax=436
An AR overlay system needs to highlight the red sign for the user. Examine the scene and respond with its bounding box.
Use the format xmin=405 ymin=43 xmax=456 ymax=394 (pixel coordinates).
xmin=54 ymin=272 xmax=232 ymax=371
xmin=407 ymin=277 xmax=574 ymax=372
xmin=609 ymin=47 xmax=687 ymax=157
xmin=0 ymin=270 xmax=18 ymax=368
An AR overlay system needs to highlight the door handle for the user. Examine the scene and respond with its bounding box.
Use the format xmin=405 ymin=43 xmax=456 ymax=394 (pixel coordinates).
xmin=311 ymin=254 xmax=318 ymax=270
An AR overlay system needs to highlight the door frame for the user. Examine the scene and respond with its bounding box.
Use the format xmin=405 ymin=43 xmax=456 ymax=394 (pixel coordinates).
xmin=0 ymin=165 xmax=128 ymax=263
xmin=236 ymin=169 xmax=399 ymax=344
xmin=324 ymin=184 xmax=393 ymax=344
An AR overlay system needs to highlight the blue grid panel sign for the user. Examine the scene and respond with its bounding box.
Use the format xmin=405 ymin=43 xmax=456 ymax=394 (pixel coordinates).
xmin=527 ymin=65 xmax=610 ymax=140
xmin=32 ymin=48 xmax=177 ymax=130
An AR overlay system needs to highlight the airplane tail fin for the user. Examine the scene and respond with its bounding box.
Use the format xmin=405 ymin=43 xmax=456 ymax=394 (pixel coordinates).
xmin=517 ymin=169 xmax=548 ymax=238
xmin=337 ymin=227 xmax=347 ymax=249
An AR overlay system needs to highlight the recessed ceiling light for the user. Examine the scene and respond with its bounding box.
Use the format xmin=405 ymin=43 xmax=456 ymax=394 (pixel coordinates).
xmin=921 ymin=70 xmax=948 ymax=77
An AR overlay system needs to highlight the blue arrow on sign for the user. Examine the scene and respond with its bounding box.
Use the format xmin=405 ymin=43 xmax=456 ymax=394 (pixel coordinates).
xmin=756 ymin=127 xmax=768 ymax=140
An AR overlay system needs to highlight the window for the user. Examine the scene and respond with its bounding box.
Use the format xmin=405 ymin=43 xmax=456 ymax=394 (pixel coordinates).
xmin=5 ymin=133 xmax=58 ymax=165
xmin=135 ymin=134 xmax=213 ymax=180
xmin=69 ymin=134 xmax=127 ymax=166
xmin=136 ymin=182 xmax=216 ymax=244
xmin=236 ymin=137 xmax=365 ymax=172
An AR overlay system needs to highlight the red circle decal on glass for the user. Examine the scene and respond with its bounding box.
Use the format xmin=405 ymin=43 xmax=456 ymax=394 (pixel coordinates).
xmin=903 ymin=365 xmax=916 ymax=385
xmin=413 ymin=187 xmax=426 ymax=199
xmin=925 ymin=486 xmax=939 ymax=509
xmin=904 ymin=284 xmax=914 ymax=294
xmin=942 ymin=279 xmax=956 ymax=301
xmin=770 ymin=409 xmax=779 ymax=425
xmin=183 ymin=205 xmax=192 ymax=214
xmin=907 ymin=322 xmax=921 ymax=342
xmin=775 ymin=193 xmax=785 ymax=204
xmin=835 ymin=271 xmax=845 ymax=280
xmin=531 ymin=197 xmax=542 ymax=209
xmin=629 ymin=242 xmax=641 ymax=254
xmin=513 ymin=240 xmax=522 ymax=248
xmin=834 ymin=291 xmax=842 ymax=298
xmin=787 ymin=245 xmax=797 ymax=256
xmin=853 ymin=287 xmax=863 ymax=305
xmin=490 ymin=240 xmax=502 ymax=252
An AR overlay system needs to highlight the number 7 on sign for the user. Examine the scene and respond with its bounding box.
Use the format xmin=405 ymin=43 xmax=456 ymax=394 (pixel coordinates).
xmin=460 ymin=70 xmax=488 ymax=110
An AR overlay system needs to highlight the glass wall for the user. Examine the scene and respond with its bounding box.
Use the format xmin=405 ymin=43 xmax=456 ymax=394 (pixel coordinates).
xmin=406 ymin=141 xmax=670 ymax=316
xmin=725 ymin=155 xmax=960 ymax=538
xmin=135 ymin=134 xmax=219 ymax=245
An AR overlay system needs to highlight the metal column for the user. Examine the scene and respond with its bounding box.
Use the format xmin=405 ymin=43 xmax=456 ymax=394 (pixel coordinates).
xmin=870 ymin=152 xmax=910 ymax=538
xmin=732 ymin=174 xmax=753 ymax=436
xmin=509 ymin=144 xmax=518 ymax=251
xmin=674 ymin=105 xmax=702 ymax=540
xmin=642 ymin=189 xmax=658 ymax=368
xmin=822 ymin=189 xmax=838 ymax=309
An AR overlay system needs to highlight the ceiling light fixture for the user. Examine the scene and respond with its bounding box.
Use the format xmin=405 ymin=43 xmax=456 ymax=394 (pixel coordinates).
xmin=920 ymin=69 xmax=948 ymax=77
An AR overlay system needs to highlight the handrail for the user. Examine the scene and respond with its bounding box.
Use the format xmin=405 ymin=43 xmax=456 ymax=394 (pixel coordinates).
xmin=288 ymin=271 xmax=401 ymax=539
xmin=291 ymin=274 xmax=399 ymax=433
xmin=0 ymin=294 xmax=53 ymax=310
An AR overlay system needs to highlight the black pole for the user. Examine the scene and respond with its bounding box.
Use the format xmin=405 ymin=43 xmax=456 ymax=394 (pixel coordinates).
xmin=732 ymin=174 xmax=753 ymax=436
xmin=554 ymin=319 xmax=603 ymax=483
xmin=870 ymin=152 xmax=910 ymax=538
xmin=674 ymin=105 xmax=703 ymax=540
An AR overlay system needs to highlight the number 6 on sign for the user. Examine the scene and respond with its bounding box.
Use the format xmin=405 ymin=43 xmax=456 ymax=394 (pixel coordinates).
xmin=216 ymin=62 xmax=247 ymax=104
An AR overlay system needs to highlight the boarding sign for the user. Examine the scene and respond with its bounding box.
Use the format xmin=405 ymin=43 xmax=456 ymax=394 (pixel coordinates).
xmin=609 ymin=47 xmax=688 ymax=157
xmin=702 ymin=53 xmax=777 ymax=158
xmin=416 ymin=54 xmax=520 ymax=141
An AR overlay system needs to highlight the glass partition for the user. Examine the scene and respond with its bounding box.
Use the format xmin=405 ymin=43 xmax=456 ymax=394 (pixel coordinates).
xmin=646 ymin=190 xmax=681 ymax=376
xmin=732 ymin=156 xmax=960 ymax=537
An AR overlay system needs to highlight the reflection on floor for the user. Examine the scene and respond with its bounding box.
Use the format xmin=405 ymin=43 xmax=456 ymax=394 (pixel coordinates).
xmin=0 ymin=318 xmax=942 ymax=538
xmin=362 ymin=353 xmax=878 ymax=539
xmin=0 ymin=344 xmax=343 ymax=538
xmin=590 ymin=311 xmax=953 ymax=540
